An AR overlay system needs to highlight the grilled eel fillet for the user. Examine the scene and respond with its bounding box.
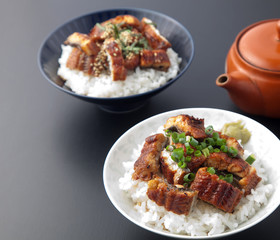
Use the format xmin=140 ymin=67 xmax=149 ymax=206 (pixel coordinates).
xmin=160 ymin=145 xmax=205 ymax=185
xmin=124 ymin=53 xmax=140 ymax=70
xmin=89 ymin=15 xmax=141 ymax=40
xmin=141 ymin=17 xmax=171 ymax=50
xmin=112 ymin=15 xmax=141 ymax=28
xmin=164 ymin=114 xmax=244 ymax=154
xmin=161 ymin=147 xmax=261 ymax=196
xmin=147 ymin=177 xmax=197 ymax=215
xmin=104 ymin=38 xmax=127 ymax=81
xmin=140 ymin=49 xmax=170 ymax=71
xmin=204 ymin=152 xmax=261 ymax=195
xmin=191 ymin=167 xmax=243 ymax=213
xmin=220 ymin=133 xmax=244 ymax=157
xmin=132 ymin=133 xmax=168 ymax=181
xmin=238 ymin=166 xmax=261 ymax=195
xmin=64 ymin=15 xmax=173 ymax=79
xmin=66 ymin=47 xmax=97 ymax=75
xmin=65 ymin=39 xmax=135 ymax=79
xmin=164 ymin=114 xmax=208 ymax=140
xmin=64 ymin=32 xmax=100 ymax=56
xmin=160 ymin=150 xmax=189 ymax=185
xmin=164 ymin=114 xmax=261 ymax=195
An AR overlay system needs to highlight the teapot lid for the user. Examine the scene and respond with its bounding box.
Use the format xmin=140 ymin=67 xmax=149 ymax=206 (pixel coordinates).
xmin=238 ymin=19 xmax=280 ymax=72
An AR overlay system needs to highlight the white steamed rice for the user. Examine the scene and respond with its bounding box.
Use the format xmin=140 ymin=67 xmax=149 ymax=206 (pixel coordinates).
xmin=57 ymin=45 xmax=181 ymax=98
xmin=119 ymin=127 xmax=273 ymax=236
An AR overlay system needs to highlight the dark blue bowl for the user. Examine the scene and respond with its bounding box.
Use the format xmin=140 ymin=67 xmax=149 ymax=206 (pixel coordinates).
xmin=38 ymin=8 xmax=194 ymax=112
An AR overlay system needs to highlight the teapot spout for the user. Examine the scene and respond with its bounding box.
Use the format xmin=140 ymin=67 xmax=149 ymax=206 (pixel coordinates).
xmin=216 ymin=71 xmax=264 ymax=115
xmin=216 ymin=74 xmax=232 ymax=90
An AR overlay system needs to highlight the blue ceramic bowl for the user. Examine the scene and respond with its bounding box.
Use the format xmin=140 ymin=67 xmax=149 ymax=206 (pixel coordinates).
xmin=38 ymin=8 xmax=194 ymax=112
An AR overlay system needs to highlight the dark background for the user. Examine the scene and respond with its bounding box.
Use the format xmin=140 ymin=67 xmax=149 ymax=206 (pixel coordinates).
xmin=1 ymin=0 xmax=279 ymax=239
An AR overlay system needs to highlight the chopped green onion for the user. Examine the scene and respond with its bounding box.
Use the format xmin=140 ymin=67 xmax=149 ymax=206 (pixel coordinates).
xmin=171 ymin=148 xmax=184 ymax=162
xmin=165 ymin=129 xmax=172 ymax=137
xmin=178 ymin=132 xmax=186 ymax=143
xmin=184 ymin=173 xmax=195 ymax=183
xmin=219 ymin=174 xmax=233 ymax=183
xmin=194 ymin=150 xmax=202 ymax=157
xmin=220 ymin=145 xmax=228 ymax=153
xmin=205 ymin=137 xmax=215 ymax=146
xmin=216 ymin=138 xmax=226 ymax=146
xmin=166 ymin=145 xmax=175 ymax=152
xmin=208 ymin=145 xmax=214 ymax=153
xmin=245 ymin=154 xmax=256 ymax=165
xmin=179 ymin=138 xmax=186 ymax=143
xmin=200 ymin=142 xmax=207 ymax=149
xmin=190 ymin=137 xmax=199 ymax=147
xmin=196 ymin=145 xmax=202 ymax=150
xmin=186 ymin=147 xmax=194 ymax=155
xmin=214 ymin=148 xmax=220 ymax=153
xmin=202 ymin=148 xmax=210 ymax=157
xmin=185 ymin=142 xmax=190 ymax=148
xmin=207 ymin=167 xmax=216 ymax=174
xmin=205 ymin=125 xmax=214 ymax=135
xmin=178 ymin=160 xmax=187 ymax=169
xmin=224 ymin=174 xmax=233 ymax=183
xmin=179 ymin=132 xmax=186 ymax=138
xmin=212 ymin=132 xmax=219 ymax=140
xmin=228 ymin=146 xmax=238 ymax=157
xmin=185 ymin=156 xmax=192 ymax=162
xmin=172 ymin=132 xmax=179 ymax=143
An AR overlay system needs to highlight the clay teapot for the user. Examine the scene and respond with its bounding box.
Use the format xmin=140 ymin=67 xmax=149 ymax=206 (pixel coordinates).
xmin=216 ymin=19 xmax=280 ymax=118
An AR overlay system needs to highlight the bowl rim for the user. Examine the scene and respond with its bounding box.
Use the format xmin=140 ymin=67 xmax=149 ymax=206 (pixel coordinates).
xmin=103 ymin=107 xmax=280 ymax=239
xmin=37 ymin=7 xmax=195 ymax=102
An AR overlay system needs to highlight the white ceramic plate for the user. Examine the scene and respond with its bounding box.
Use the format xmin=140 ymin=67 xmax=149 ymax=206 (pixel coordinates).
xmin=103 ymin=108 xmax=280 ymax=239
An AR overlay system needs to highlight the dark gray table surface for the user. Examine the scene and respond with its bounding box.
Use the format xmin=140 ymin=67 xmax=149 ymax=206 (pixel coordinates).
xmin=1 ymin=0 xmax=280 ymax=239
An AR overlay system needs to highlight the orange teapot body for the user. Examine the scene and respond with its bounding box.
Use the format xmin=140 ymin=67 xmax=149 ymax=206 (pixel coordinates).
xmin=216 ymin=19 xmax=280 ymax=118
